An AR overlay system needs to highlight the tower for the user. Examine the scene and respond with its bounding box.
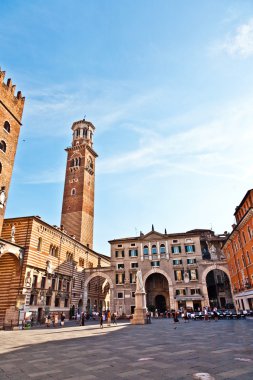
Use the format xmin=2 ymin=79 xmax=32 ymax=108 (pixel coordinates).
xmin=0 ymin=69 xmax=25 ymax=235
xmin=61 ymin=119 xmax=98 ymax=248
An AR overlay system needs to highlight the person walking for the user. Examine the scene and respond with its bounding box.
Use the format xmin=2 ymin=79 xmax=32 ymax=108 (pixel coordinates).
xmin=99 ymin=313 xmax=103 ymax=328
xmin=107 ymin=310 xmax=111 ymax=326
xmin=81 ymin=312 xmax=85 ymax=326
xmin=111 ymin=312 xmax=117 ymax=325
xmin=60 ymin=312 xmax=65 ymax=327
xmin=172 ymin=311 xmax=180 ymax=328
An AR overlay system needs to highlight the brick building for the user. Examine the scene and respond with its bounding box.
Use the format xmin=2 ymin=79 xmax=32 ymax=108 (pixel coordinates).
xmin=0 ymin=216 xmax=110 ymax=325
xmin=0 ymin=68 xmax=25 ymax=234
xmin=223 ymin=190 xmax=253 ymax=310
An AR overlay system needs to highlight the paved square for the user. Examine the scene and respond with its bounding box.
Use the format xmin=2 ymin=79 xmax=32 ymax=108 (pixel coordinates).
xmin=0 ymin=319 xmax=253 ymax=379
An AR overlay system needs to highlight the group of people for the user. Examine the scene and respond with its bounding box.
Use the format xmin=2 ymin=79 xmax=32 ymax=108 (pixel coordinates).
xmin=99 ymin=310 xmax=118 ymax=328
xmin=45 ymin=312 xmax=65 ymax=328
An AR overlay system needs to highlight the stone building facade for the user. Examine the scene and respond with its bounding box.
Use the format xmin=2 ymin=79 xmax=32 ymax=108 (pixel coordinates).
xmin=0 ymin=68 xmax=25 ymax=234
xmin=61 ymin=119 xmax=97 ymax=248
xmin=82 ymin=228 xmax=233 ymax=316
xmin=223 ymin=189 xmax=253 ymax=310
xmin=0 ymin=216 xmax=110 ymax=326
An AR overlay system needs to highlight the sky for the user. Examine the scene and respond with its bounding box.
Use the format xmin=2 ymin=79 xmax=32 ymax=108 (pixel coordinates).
xmin=1 ymin=0 xmax=253 ymax=255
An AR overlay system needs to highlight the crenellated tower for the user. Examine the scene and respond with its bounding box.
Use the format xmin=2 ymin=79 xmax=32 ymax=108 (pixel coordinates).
xmin=61 ymin=119 xmax=98 ymax=248
xmin=0 ymin=69 xmax=25 ymax=235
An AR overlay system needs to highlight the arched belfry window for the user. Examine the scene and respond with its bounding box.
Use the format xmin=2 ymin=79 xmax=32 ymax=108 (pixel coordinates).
xmin=0 ymin=140 xmax=6 ymax=153
xmin=70 ymin=156 xmax=81 ymax=168
xmin=71 ymin=188 xmax=76 ymax=196
xmin=4 ymin=121 xmax=10 ymax=133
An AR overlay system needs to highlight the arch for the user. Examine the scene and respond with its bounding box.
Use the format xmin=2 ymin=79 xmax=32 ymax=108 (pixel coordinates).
xmin=3 ymin=121 xmax=10 ymax=133
xmin=83 ymin=271 xmax=114 ymax=313
xmin=143 ymin=268 xmax=175 ymax=310
xmin=201 ymin=264 xmax=234 ymax=308
xmin=0 ymin=140 xmax=6 ymax=153
xmin=143 ymin=268 xmax=173 ymax=287
xmin=201 ymin=264 xmax=231 ymax=284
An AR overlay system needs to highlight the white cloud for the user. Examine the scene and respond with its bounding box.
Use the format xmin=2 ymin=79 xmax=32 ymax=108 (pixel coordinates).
xmin=219 ymin=18 xmax=253 ymax=57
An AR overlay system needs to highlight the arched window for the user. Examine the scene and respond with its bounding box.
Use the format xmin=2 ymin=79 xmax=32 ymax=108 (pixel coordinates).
xmin=0 ymin=140 xmax=6 ymax=153
xmin=3 ymin=121 xmax=10 ymax=133
xmin=37 ymin=237 xmax=42 ymax=251
xmin=160 ymin=244 xmax=166 ymax=254
xmin=143 ymin=245 xmax=149 ymax=255
xmin=0 ymin=162 xmax=2 ymax=174
xmin=151 ymin=244 xmax=157 ymax=254
xmin=71 ymin=188 xmax=76 ymax=196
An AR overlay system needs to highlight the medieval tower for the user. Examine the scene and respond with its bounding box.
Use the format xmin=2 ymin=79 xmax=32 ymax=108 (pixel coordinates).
xmin=0 ymin=69 xmax=25 ymax=235
xmin=61 ymin=119 xmax=98 ymax=248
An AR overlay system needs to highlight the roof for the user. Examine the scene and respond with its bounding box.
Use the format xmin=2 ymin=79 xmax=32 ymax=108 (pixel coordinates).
xmin=234 ymin=189 xmax=253 ymax=216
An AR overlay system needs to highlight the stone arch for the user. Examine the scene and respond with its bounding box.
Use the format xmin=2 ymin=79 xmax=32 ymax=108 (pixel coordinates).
xmin=201 ymin=264 xmax=234 ymax=308
xmin=83 ymin=271 xmax=114 ymax=312
xmin=143 ymin=268 xmax=175 ymax=310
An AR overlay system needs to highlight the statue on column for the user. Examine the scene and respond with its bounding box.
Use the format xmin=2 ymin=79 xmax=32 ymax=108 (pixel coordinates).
xmin=136 ymin=269 xmax=145 ymax=293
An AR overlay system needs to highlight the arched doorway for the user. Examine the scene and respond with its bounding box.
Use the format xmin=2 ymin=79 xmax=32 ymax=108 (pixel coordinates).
xmin=0 ymin=253 xmax=21 ymax=325
xmin=145 ymin=273 xmax=170 ymax=312
xmin=78 ymin=299 xmax=83 ymax=314
xmin=206 ymin=269 xmax=233 ymax=309
xmin=83 ymin=271 xmax=114 ymax=314
xmin=155 ymin=295 xmax=166 ymax=312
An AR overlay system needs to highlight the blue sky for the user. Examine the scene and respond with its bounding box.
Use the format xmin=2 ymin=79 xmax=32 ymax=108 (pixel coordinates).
xmin=2 ymin=0 xmax=253 ymax=255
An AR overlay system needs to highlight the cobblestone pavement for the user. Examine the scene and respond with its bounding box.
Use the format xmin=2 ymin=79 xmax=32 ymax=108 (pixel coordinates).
xmin=0 ymin=318 xmax=253 ymax=380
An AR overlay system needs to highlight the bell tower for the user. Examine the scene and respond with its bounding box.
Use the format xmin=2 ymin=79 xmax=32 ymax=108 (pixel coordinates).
xmin=61 ymin=119 xmax=98 ymax=248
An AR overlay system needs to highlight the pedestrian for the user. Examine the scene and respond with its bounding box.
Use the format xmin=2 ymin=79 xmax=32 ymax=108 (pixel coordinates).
xmin=213 ymin=307 xmax=218 ymax=322
xmin=60 ymin=312 xmax=65 ymax=327
xmin=204 ymin=307 xmax=209 ymax=322
xmin=99 ymin=313 xmax=103 ymax=328
xmin=107 ymin=310 xmax=111 ymax=326
xmin=111 ymin=312 xmax=117 ymax=325
xmin=183 ymin=309 xmax=189 ymax=323
xmin=173 ymin=311 xmax=180 ymax=328
xmin=46 ymin=314 xmax=51 ymax=328
xmin=81 ymin=312 xmax=85 ymax=326
xmin=54 ymin=313 xmax=58 ymax=327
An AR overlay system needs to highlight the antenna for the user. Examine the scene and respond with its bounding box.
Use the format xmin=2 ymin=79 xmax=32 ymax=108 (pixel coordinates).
xmin=83 ymin=114 xmax=86 ymax=120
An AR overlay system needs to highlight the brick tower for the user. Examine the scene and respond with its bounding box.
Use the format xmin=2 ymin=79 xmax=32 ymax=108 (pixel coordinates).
xmin=61 ymin=119 xmax=98 ymax=248
xmin=0 ymin=69 xmax=25 ymax=235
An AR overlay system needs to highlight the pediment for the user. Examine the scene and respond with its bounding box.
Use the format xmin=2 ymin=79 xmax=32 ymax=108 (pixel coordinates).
xmin=141 ymin=231 xmax=164 ymax=241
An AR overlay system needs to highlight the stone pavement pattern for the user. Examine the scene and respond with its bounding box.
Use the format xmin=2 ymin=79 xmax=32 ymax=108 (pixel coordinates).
xmin=0 ymin=319 xmax=253 ymax=380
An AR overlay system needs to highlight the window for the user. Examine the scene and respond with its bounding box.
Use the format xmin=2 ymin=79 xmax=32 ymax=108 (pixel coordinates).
xmin=55 ymin=298 xmax=60 ymax=307
xmin=79 ymin=258 xmax=84 ymax=267
xmin=71 ymin=188 xmax=76 ymax=196
xmin=129 ymin=249 xmax=138 ymax=257
xmin=190 ymin=288 xmax=201 ymax=295
xmin=3 ymin=121 xmax=10 ymax=133
xmin=242 ymin=255 xmax=247 ymax=268
xmin=131 ymin=262 xmax=138 ymax=268
xmin=172 ymin=246 xmax=181 ymax=254
xmin=131 ymin=291 xmax=135 ymax=298
xmin=115 ymin=250 xmax=125 ymax=258
xmin=172 ymin=239 xmax=179 ymax=243
xmin=242 ymin=231 xmax=246 ymax=245
xmin=66 ymin=252 xmax=73 ymax=262
xmin=173 ymin=259 xmax=182 ymax=265
xmin=130 ymin=243 xmax=136 ymax=246
xmin=175 ymin=289 xmax=186 ymax=295
xmin=0 ymin=140 xmax=6 ymax=153
xmin=37 ymin=237 xmax=42 ymax=251
xmin=151 ymin=245 xmax=157 ymax=254
xmin=29 ymin=294 xmax=37 ymax=306
xmin=0 ymin=162 xmax=2 ymax=174
xmin=174 ymin=270 xmax=183 ymax=281
xmin=32 ymin=275 xmax=38 ymax=288
xmin=49 ymin=244 xmax=59 ymax=257
xmin=58 ymin=279 xmax=62 ymax=291
xmin=151 ymin=261 xmax=160 ymax=267
xmin=46 ymin=296 xmax=51 ymax=306
xmin=117 ymin=292 xmax=124 ymax=299
xmin=160 ymin=244 xmax=166 ymax=254
xmin=116 ymin=273 xmax=125 ymax=284
xmin=188 ymin=269 xmax=198 ymax=280
xmin=130 ymin=272 xmax=137 ymax=283
xmin=117 ymin=244 xmax=122 ymax=248
xmin=143 ymin=245 xmax=149 ymax=255
xmin=185 ymin=245 xmax=195 ymax=253
xmin=80 ymin=281 xmax=83 ymax=290
xmin=187 ymin=258 xmax=196 ymax=265
xmin=52 ymin=278 xmax=56 ymax=290
xmin=248 ymin=226 xmax=252 ymax=240
xmin=246 ymin=251 xmax=251 ymax=264
xmin=117 ymin=263 xmax=124 ymax=269
xmin=64 ymin=298 xmax=69 ymax=308
xmin=41 ymin=276 xmax=46 ymax=289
